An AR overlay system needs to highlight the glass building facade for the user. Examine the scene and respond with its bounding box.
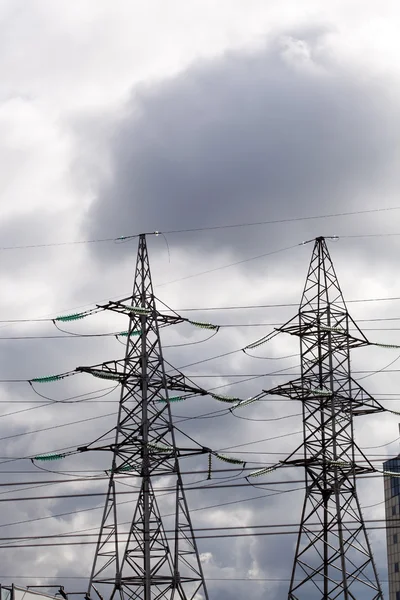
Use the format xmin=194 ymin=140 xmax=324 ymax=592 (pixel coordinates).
xmin=384 ymin=456 xmax=400 ymax=600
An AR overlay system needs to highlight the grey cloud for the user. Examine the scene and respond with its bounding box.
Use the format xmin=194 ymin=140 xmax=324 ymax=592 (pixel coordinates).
xmin=1 ymin=27 xmax=397 ymax=595
xmin=84 ymin=30 xmax=400 ymax=266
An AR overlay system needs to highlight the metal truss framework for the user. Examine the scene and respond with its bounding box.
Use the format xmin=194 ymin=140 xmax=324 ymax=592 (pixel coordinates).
xmin=82 ymin=234 xmax=209 ymax=600
xmin=267 ymin=237 xmax=384 ymax=599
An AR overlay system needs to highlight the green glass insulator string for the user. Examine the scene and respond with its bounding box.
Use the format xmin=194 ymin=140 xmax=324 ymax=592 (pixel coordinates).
xmin=30 ymin=371 xmax=75 ymax=383
xmin=120 ymin=305 xmax=150 ymax=315
xmin=157 ymin=396 xmax=184 ymax=403
xmin=248 ymin=465 xmax=278 ymax=478
xmin=210 ymin=393 xmax=241 ymax=404
xmin=31 ymin=375 xmax=63 ymax=383
xmin=54 ymin=307 xmax=101 ymax=322
xmin=213 ymin=453 xmax=246 ymax=467
xmin=33 ymin=453 xmax=67 ymax=462
xmin=188 ymin=320 xmax=219 ymax=331
xmin=117 ymin=330 xmax=142 ymax=337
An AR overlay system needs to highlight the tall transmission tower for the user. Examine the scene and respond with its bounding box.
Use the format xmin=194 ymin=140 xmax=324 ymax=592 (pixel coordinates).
xmin=267 ymin=236 xmax=384 ymax=599
xmin=79 ymin=234 xmax=209 ymax=600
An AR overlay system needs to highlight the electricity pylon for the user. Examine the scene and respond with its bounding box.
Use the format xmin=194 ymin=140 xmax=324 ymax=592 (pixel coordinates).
xmin=79 ymin=234 xmax=209 ymax=600
xmin=267 ymin=237 xmax=384 ymax=599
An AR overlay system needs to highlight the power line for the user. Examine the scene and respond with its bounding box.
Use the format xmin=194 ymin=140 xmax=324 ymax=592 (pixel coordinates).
xmin=1 ymin=393 xmax=400 ymax=404
xmin=0 ymin=485 xmax=298 ymax=532
xmin=174 ymin=369 xmax=400 ymax=377
xmin=0 ymin=435 xmax=116 ymax=467
xmin=156 ymin=243 xmax=301 ymax=286
xmin=0 ymin=473 xmax=387 ymax=501
xmin=6 ymin=360 xmax=400 ymax=387
xmin=164 ymin=298 xmax=400 ymax=312
xmin=2 ymin=318 xmax=400 ymax=338
xmin=0 ymin=477 xmax=387 ymax=539
xmin=0 ymin=456 xmax=391 ymax=497
xmin=0 ymin=576 xmax=395 ymax=583
xmin=155 ymin=206 xmax=400 ymax=234
xmin=2 ymin=206 xmax=399 ymax=251
xmin=0 ymin=236 xmax=139 ymax=251
xmin=1 ymin=236 xmax=398 ymax=584
xmin=0 ymin=411 xmax=116 ymax=442
xmin=2 ymin=295 xmax=400 ymax=327
xmin=0 ymin=451 xmax=395 ymax=479
xmin=0 ymin=524 xmax=394 ymax=548
xmin=2 ymin=514 xmax=399 ymax=537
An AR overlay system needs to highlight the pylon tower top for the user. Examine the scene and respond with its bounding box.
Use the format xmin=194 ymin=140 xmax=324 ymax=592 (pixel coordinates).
xmin=80 ymin=234 xmax=209 ymax=600
xmin=267 ymin=237 xmax=383 ymax=599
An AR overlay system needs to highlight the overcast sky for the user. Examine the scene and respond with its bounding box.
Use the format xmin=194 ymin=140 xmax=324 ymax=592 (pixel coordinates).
xmin=2 ymin=1 xmax=400 ymax=598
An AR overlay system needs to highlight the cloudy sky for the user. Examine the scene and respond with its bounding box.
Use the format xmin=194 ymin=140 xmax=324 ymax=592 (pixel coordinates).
xmin=2 ymin=0 xmax=400 ymax=598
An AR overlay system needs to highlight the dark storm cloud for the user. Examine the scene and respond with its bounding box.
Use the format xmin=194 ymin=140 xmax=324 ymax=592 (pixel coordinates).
xmin=85 ymin=30 xmax=400 ymax=262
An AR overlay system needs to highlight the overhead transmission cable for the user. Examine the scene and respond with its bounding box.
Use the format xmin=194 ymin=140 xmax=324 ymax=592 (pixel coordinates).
xmin=4 ymin=296 xmax=400 ymax=328
xmin=1 ymin=205 xmax=399 ymax=251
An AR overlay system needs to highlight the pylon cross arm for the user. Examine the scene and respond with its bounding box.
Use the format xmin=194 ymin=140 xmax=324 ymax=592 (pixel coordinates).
xmin=98 ymin=298 xmax=186 ymax=327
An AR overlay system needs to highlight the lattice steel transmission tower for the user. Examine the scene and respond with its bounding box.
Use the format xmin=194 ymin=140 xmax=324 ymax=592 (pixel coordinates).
xmin=79 ymin=234 xmax=209 ymax=600
xmin=267 ymin=237 xmax=384 ymax=599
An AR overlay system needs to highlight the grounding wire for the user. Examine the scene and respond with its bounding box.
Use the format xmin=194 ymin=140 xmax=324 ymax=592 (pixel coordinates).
xmin=1 ymin=205 xmax=399 ymax=252
xmin=158 ymin=206 xmax=400 ymax=233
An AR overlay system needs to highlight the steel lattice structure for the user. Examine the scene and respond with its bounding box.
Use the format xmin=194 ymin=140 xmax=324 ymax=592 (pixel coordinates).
xmin=80 ymin=234 xmax=209 ymax=600
xmin=266 ymin=237 xmax=384 ymax=600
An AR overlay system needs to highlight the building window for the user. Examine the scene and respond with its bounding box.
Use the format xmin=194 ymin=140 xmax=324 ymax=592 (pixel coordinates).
xmin=395 ymin=562 xmax=399 ymax=573
xmin=396 ymin=591 xmax=400 ymax=600
xmin=395 ymin=534 xmax=399 ymax=544
xmin=393 ymin=505 xmax=397 ymax=516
